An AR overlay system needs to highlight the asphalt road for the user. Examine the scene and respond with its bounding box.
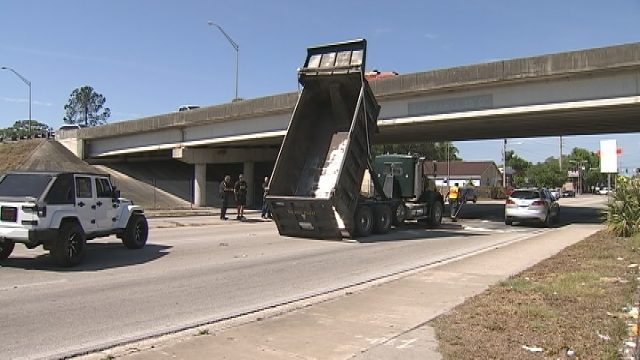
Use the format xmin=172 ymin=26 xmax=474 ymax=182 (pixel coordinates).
xmin=0 ymin=196 xmax=605 ymax=359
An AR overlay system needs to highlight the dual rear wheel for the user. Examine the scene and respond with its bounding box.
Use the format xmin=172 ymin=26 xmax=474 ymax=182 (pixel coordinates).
xmin=354 ymin=204 xmax=392 ymax=237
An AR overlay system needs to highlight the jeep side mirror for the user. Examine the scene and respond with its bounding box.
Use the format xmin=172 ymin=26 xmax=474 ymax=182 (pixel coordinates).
xmin=112 ymin=188 xmax=121 ymax=199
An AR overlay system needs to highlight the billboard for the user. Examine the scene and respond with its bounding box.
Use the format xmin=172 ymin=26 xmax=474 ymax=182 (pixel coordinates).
xmin=600 ymin=139 xmax=618 ymax=173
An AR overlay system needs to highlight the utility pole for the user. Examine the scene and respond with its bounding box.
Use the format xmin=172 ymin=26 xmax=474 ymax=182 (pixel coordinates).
xmin=559 ymin=136 xmax=563 ymax=169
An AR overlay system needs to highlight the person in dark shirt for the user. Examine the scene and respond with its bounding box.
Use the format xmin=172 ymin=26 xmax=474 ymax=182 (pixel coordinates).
xmin=218 ymin=175 xmax=234 ymax=220
xmin=261 ymin=176 xmax=272 ymax=219
xmin=234 ymin=174 xmax=248 ymax=220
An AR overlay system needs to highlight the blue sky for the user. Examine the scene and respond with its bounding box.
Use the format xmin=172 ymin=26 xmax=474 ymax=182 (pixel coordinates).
xmin=1 ymin=0 xmax=639 ymax=169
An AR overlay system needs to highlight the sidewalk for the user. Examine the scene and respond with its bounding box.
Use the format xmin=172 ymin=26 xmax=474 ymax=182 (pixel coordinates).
xmin=145 ymin=209 xmax=264 ymax=228
xmin=81 ymin=223 xmax=602 ymax=360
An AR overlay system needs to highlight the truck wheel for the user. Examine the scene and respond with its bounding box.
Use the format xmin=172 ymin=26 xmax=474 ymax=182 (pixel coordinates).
xmin=0 ymin=239 xmax=15 ymax=260
xmin=392 ymin=202 xmax=407 ymax=227
xmin=373 ymin=205 xmax=392 ymax=234
xmin=52 ymin=222 xmax=86 ymax=267
xmin=122 ymin=214 xmax=149 ymax=249
xmin=427 ymin=201 xmax=443 ymax=228
xmin=505 ymin=217 xmax=513 ymax=226
xmin=354 ymin=206 xmax=373 ymax=237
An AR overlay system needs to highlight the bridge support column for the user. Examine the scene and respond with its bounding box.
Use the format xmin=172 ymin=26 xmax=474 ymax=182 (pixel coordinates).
xmin=194 ymin=163 xmax=207 ymax=207
xmin=243 ymin=161 xmax=255 ymax=208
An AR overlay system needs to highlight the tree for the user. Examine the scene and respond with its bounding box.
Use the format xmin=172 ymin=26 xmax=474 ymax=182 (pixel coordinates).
xmin=372 ymin=141 xmax=460 ymax=161
xmin=63 ymin=86 xmax=111 ymax=126
xmin=525 ymin=157 xmax=564 ymax=188
xmin=0 ymin=120 xmax=51 ymax=138
xmin=565 ymin=147 xmax=607 ymax=192
xmin=505 ymin=150 xmax=531 ymax=186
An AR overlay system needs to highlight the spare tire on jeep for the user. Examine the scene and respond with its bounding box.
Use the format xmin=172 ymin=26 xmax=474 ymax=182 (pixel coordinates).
xmin=122 ymin=214 xmax=148 ymax=249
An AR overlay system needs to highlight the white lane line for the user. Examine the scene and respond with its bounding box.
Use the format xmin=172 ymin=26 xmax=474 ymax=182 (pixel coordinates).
xmin=0 ymin=279 xmax=68 ymax=292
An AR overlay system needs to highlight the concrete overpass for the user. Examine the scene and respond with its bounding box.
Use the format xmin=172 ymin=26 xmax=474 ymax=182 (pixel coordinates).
xmin=57 ymin=41 xmax=640 ymax=206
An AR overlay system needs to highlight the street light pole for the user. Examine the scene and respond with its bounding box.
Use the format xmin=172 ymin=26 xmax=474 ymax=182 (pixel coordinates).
xmin=207 ymin=21 xmax=239 ymax=101
xmin=1 ymin=66 xmax=32 ymax=133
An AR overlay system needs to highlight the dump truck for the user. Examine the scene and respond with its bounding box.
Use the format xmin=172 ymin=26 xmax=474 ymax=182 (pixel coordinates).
xmin=265 ymin=39 xmax=444 ymax=239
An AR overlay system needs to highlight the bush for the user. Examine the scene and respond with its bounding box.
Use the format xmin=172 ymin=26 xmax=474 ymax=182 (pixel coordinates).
xmin=604 ymin=176 xmax=640 ymax=237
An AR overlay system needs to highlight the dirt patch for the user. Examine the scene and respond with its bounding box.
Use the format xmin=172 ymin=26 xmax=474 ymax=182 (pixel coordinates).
xmin=0 ymin=139 xmax=44 ymax=174
xmin=431 ymin=231 xmax=639 ymax=359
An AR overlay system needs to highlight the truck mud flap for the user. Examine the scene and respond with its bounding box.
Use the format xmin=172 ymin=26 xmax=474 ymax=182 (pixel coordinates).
xmin=266 ymin=197 xmax=343 ymax=239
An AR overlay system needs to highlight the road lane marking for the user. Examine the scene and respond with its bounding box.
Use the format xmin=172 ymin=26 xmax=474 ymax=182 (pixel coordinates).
xmin=0 ymin=279 xmax=67 ymax=292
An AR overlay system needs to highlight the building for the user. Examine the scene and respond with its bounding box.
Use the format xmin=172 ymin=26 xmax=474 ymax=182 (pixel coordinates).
xmin=424 ymin=161 xmax=502 ymax=187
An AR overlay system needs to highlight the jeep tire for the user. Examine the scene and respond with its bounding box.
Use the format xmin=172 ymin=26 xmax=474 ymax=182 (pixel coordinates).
xmin=52 ymin=222 xmax=86 ymax=267
xmin=122 ymin=214 xmax=148 ymax=249
xmin=0 ymin=239 xmax=15 ymax=260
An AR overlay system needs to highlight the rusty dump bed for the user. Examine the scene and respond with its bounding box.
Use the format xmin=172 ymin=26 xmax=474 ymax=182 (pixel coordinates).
xmin=266 ymin=39 xmax=380 ymax=239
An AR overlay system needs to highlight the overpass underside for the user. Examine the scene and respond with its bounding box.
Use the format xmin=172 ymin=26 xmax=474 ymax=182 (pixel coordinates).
xmin=377 ymin=96 xmax=640 ymax=142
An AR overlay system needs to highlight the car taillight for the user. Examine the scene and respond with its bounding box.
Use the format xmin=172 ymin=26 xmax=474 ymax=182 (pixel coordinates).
xmin=1 ymin=206 xmax=17 ymax=222
xmin=532 ymin=200 xmax=545 ymax=206
xmin=506 ymin=198 xmax=515 ymax=205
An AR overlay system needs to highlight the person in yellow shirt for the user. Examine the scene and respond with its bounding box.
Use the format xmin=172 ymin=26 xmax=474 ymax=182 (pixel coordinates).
xmin=448 ymin=182 xmax=460 ymax=221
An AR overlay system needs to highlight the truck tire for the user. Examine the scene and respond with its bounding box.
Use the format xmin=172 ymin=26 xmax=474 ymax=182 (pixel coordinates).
xmin=392 ymin=202 xmax=407 ymax=227
xmin=0 ymin=239 xmax=15 ymax=260
xmin=373 ymin=205 xmax=392 ymax=234
xmin=427 ymin=201 xmax=443 ymax=228
xmin=122 ymin=214 xmax=149 ymax=249
xmin=52 ymin=222 xmax=86 ymax=267
xmin=354 ymin=206 xmax=373 ymax=237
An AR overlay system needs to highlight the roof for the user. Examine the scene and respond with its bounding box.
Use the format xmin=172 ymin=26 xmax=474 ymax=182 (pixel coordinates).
xmin=424 ymin=161 xmax=499 ymax=177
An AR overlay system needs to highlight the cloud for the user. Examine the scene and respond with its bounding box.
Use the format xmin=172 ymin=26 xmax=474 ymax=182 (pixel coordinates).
xmin=424 ymin=33 xmax=438 ymax=40
xmin=1 ymin=96 xmax=53 ymax=107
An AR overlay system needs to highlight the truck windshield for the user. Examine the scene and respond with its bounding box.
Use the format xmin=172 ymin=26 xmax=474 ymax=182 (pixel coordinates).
xmin=0 ymin=173 xmax=53 ymax=198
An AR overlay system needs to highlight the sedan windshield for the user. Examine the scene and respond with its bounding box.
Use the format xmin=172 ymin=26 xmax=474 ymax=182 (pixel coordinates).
xmin=0 ymin=173 xmax=53 ymax=198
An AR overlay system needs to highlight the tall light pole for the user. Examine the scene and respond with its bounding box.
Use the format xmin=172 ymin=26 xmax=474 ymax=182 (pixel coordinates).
xmin=502 ymin=139 xmax=507 ymax=187
xmin=1 ymin=66 xmax=31 ymax=133
xmin=207 ymin=21 xmax=239 ymax=101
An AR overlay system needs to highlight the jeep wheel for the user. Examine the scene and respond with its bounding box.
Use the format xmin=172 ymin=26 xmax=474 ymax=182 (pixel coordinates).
xmin=52 ymin=222 xmax=86 ymax=267
xmin=0 ymin=239 xmax=15 ymax=260
xmin=122 ymin=214 xmax=148 ymax=249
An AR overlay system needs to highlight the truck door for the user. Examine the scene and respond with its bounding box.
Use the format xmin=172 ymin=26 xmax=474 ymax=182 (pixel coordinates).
xmin=74 ymin=175 xmax=98 ymax=233
xmin=94 ymin=177 xmax=118 ymax=231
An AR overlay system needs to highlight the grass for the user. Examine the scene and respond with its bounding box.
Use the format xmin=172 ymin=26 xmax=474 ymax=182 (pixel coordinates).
xmin=431 ymin=231 xmax=639 ymax=359
xmin=0 ymin=139 xmax=42 ymax=173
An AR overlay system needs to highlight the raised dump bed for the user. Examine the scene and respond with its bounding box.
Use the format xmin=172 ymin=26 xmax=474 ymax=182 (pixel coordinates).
xmin=266 ymin=39 xmax=381 ymax=239
xmin=267 ymin=39 xmax=445 ymax=239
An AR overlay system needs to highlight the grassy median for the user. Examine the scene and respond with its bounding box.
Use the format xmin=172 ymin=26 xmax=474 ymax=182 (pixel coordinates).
xmin=431 ymin=230 xmax=640 ymax=359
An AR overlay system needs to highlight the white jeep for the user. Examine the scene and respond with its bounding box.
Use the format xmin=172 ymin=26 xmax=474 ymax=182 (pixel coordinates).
xmin=0 ymin=171 xmax=148 ymax=267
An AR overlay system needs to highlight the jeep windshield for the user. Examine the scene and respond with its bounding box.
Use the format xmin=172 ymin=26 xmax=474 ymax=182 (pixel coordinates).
xmin=0 ymin=173 xmax=53 ymax=199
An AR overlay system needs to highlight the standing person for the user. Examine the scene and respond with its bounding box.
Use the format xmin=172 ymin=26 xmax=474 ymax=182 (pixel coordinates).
xmin=448 ymin=182 xmax=460 ymax=221
xmin=234 ymin=174 xmax=248 ymax=220
xmin=219 ymin=175 xmax=234 ymax=220
xmin=261 ymin=176 xmax=272 ymax=219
